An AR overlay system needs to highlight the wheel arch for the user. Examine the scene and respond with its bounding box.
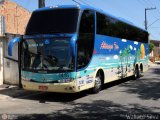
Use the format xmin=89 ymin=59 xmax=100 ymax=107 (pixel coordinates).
xmin=95 ymin=68 xmax=105 ymax=84
xmin=134 ymin=63 xmax=139 ymax=70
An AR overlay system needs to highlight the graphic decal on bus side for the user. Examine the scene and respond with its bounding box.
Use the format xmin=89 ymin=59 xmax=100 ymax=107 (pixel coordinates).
xmin=100 ymin=41 xmax=113 ymax=50
xmin=140 ymin=44 xmax=145 ymax=59
xmin=100 ymin=41 xmax=119 ymax=50
xmin=81 ymin=35 xmax=149 ymax=79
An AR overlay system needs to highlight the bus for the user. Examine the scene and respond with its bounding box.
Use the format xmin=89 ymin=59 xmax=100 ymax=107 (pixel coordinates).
xmin=8 ymin=5 xmax=149 ymax=93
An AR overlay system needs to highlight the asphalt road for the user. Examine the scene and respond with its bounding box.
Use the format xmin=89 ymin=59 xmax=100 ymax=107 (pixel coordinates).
xmin=0 ymin=65 xmax=160 ymax=120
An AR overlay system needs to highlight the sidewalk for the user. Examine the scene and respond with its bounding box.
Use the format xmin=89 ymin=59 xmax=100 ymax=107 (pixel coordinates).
xmin=0 ymin=85 xmax=20 ymax=100
xmin=0 ymin=84 xmax=16 ymax=90
xmin=0 ymin=85 xmax=38 ymax=99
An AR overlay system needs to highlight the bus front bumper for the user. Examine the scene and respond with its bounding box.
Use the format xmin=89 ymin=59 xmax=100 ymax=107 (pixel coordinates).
xmin=22 ymin=80 xmax=79 ymax=93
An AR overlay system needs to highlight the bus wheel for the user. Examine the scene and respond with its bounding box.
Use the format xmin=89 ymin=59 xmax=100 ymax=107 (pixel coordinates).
xmin=133 ymin=66 xmax=140 ymax=80
xmin=140 ymin=64 xmax=143 ymax=73
xmin=91 ymin=73 xmax=102 ymax=94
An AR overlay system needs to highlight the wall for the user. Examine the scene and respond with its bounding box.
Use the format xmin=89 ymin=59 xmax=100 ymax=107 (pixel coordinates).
xmin=3 ymin=58 xmax=19 ymax=84
xmin=3 ymin=34 xmax=19 ymax=85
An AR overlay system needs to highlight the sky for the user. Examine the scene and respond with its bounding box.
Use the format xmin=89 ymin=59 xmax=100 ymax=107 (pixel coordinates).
xmin=12 ymin=0 xmax=160 ymax=40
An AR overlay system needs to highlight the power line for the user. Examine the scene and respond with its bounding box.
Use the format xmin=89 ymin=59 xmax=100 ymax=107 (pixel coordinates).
xmin=144 ymin=0 xmax=153 ymax=6
xmin=85 ymin=0 xmax=97 ymax=7
xmin=148 ymin=18 xmax=160 ymax=28
xmin=145 ymin=7 xmax=156 ymax=30
xmin=148 ymin=0 xmax=155 ymax=6
xmin=72 ymin=0 xmax=81 ymax=5
xmin=149 ymin=27 xmax=160 ymax=29
xmin=137 ymin=0 xmax=160 ymax=29
xmin=141 ymin=0 xmax=159 ymax=20
xmin=148 ymin=0 xmax=160 ymax=16
xmin=137 ymin=0 xmax=147 ymax=7
xmin=78 ymin=0 xmax=90 ymax=6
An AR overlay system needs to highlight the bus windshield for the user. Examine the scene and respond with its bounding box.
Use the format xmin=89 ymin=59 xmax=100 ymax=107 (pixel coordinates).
xmin=21 ymin=38 xmax=74 ymax=72
xmin=25 ymin=8 xmax=79 ymax=35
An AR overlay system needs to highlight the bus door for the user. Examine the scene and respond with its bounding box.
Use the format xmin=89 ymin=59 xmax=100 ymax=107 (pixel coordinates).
xmin=76 ymin=10 xmax=95 ymax=87
xmin=77 ymin=10 xmax=95 ymax=70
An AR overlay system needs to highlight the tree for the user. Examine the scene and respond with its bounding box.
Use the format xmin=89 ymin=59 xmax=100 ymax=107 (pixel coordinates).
xmin=149 ymin=43 xmax=155 ymax=53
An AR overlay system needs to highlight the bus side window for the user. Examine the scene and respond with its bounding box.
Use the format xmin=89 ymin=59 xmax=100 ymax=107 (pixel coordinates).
xmin=77 ymin=10 xmax=95 ymax=69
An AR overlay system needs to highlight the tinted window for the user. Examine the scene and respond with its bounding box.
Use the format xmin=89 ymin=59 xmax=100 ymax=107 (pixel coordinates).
xmin=97 ymin=12 xmax=148 ymax=43
xmin=26 ymin=9 xmax=79 ymax=35
xmin=77 ymin=10 xmax=95 ymax=69
xmin=79 ymin=10 xmax=95 ymax=34
xmin=97 ymin=13 xmax=119 ymax=37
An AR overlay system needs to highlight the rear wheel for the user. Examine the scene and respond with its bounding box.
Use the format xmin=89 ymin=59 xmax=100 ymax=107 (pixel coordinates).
xmin=140 ymin=64 xmax=143 ymax=73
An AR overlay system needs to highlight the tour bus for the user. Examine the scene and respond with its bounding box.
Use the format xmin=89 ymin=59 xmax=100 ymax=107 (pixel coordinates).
xmin=8 ymin=5 xmax=149 ymax=93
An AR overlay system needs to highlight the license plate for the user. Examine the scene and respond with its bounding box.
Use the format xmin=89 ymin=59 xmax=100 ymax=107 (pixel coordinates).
xmin=39 ymin=86 xmax=48 ymax=91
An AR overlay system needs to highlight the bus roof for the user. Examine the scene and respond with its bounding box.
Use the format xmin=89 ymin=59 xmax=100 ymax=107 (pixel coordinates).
xmin=34 ymin=5 xmax=147 ymax=33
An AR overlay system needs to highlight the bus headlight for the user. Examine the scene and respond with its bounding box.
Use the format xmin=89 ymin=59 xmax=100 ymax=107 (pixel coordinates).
xmin=58 ymin=78 xmax=74 ymax=83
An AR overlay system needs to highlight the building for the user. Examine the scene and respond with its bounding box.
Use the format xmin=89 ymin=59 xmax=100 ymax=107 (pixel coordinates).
xmin=0 ymin=0 xmax=30 ymax=34
xmin=0 ymin=0 xmax=31 ymax=85
xmin=150 ymin=40 xmax=160 ymax=62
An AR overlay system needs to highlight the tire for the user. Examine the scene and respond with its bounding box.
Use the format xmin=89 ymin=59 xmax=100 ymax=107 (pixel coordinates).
xmin=91 ymin=75 xmax=102 ymax=94
xmin=133 ymin=66 xmax=140 ymax=80
xmin=140 ymin=64 xmax=143 ymax=73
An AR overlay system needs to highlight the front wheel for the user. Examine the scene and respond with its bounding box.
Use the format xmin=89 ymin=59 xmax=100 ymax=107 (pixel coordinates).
xmin=91 ymin=76 xmax=102 ymax=94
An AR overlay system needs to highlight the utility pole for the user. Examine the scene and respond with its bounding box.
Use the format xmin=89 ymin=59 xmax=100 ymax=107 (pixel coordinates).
xmin=145 ymin=7 xmax=156 ymax=30
xmin=39 ymin=0 xmax=45 ymax=8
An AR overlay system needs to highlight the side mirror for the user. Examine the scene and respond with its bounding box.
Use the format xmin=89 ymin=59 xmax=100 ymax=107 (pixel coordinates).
xmin=8 ymin=37 xmax=22 ymax=56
